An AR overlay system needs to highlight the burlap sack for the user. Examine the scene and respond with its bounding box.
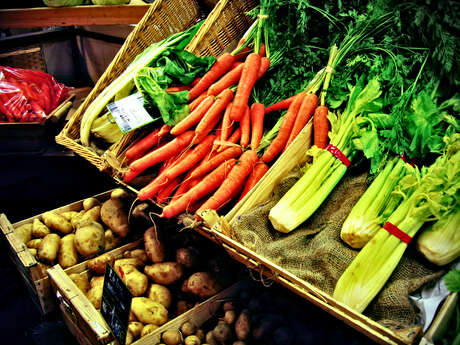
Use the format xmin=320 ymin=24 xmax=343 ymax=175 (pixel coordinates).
xmin=232 ymin=167 xmax=444 ymax=332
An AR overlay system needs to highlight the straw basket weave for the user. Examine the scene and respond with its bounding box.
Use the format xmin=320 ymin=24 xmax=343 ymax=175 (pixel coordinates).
xmin=55 ymin=0 xmax=201 ymax=172
xmin=107 ymin=0 xmax=258 ymax=180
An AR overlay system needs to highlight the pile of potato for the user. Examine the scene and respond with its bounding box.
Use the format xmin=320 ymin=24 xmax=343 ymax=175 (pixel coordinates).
xmin=69 ymin=226 xmax=235 ymax=345
xmin=14 ymin=188 xmax=134 ymax=274
xmin=154 ymin=283 xmax=296 ymax=345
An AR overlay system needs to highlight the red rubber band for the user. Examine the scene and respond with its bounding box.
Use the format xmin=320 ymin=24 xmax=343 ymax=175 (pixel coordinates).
xmin=399 ymin=155 xmax=415 ymax=167
xmin=326 ymin=144 xmax=351 ymax=167
xmin=383 ymin=222 xmax=412 ymax=245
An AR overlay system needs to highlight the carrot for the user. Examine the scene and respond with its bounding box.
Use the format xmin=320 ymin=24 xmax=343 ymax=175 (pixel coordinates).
xmin=233 ymin=38 xmax=250 ymax=61
xmin=285 ymin=93 xmax=318 ymax=149
xmin=227 ymin=127 xmax=241 ymax=144
xmin=258 ymin=43 xmax=266 ymax=57
xmin=188 ymin=53 xmax=235 ymax=100
xmin=231 ymin=61 xmax=243 ymax=69
xmin=238 ymin=161 xmax=269 ymax=201
xmin=124 ymin=130 xmax=194 ymax=183
xmin=250 ymin=102 xmax=265 ymax=150
xmin=193 ymin=88 xmax=233 ymax=145
xmin=313 ymin=105 xmax=329 ymax=148
xmin=207 ymin=63 xmax=244 ymax=96
xmin=189 ymin=146 xmax=242 ymax=179
xmin=256 ymin=57 xmax=270 ymax=80
xmin=164 ymin=134 xmax=216 ymax=180
xmin=191 ymin=77 xmax=201 ymax=87
xmin=171 ymin=96 xmax=214 ymax=135
xmin=161 ymin=159 xmax=237 ymax=218
xmin=196 ymin=150 xmax=259 ymax=214
xmin=229 ymin=53 xmax=262 ymax=122
xmin=156 ymin=176 xmax=181 ymax=204
xmin=125 ymin=124 xmax=171 ymax=162
xmin=240 ymin=105 xmax=251 ymax=148
xmin=265 ymin=94 xmax=297 ymax=114
xmin=166 ymin=85 xmax=191 ymax=92
xmin=171 ymin=174 xmax=199 ymax=202
xmin=220 ymin=102 xmax=233 ymax=144
xmin=189 ymin=92 xmax=207 ymax=112
xmin=261 ymin=92 xmax=306 ymax=163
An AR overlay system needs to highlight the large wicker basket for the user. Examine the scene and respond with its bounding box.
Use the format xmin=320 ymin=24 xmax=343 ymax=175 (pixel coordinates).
xmin=55 ymin=0 xmax=201 ymax=172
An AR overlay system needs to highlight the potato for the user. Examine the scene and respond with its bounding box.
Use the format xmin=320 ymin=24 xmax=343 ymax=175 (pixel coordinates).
xmin=184 ymin=335 xmax=201 ymax=345
xmin=224 ymin=310 xmax=236 ymax=324
xmin=87 ymin=253 xmax=114 ymax=274
xmin=162 ymin=330 xmax=182 ymax=345
xmin=104 ymin=230 xmax=121 ymax=252
xmin=128 ymin=321 xmax=144 ymax=338
xmin=28 ymin=248 xmax=37 ymax=257
xmin=101 ymin=198 xmax=129 ymax=238
xmin=182 ymin=272 xmax=221 ymax=299
xmin=87 ymin=276 xmax=104 ymax=308
xmin=69 ymin=273 xmax=90 ymax=294
xmin=124 ymin=249 xmax=149 ymax=264
xmin=235 ymin=310 xmax=250 ymax=340
xmin=59 ymin=234 xmax=79 ymax=268
xmin=176 ymin=247 xmax=200 ymax=269
xmin=61 ymin=211 xmax=79 ymax=222
xmin=144 ymin=226 xmax=165 ymax=263
xmin=144 ymin=262 xmax=183 ymax=285
xmin=71 ymin=210 xmax=85 ymax=229
xmin=38 ymin=233 xmax=61 ymax=264
xmin=131 ymin=297 xmax=168 ymax=325
xmin=147 ymin=284 xmax=172 ymax=308
xmin=78 ymin=206 xmax=101 ymax=226
xmin=176 ymin=300 xmax=192 ymax=315
xmin=111 ymin=188 xmax=130 ymax=200
xmin=141 ymin=324 xmax=159 ymax=338
xmin=83 ymin=197 xmax=101 ymax=211
xmin=90 ymin=275 xmax=104 ymax=289
xmin=205 ymin=331 xmax=218 ymax=345
xmin=15 ymin=223 xmax=33 ymax=244
xmin=195 ymin=329 xmax=205 ymax=341
xmin=27 ymin=238 xmax=42 ymax=249
xmin=32 ymin=218 xmax=51 ymax=238
xmin=180 ymin=321 xmax=196 ymax=337
xmin=42 ymin=211 xmax=73 ymax=234
xmin=213 ymin=323 xmax=232 ymax=344
xmin=125 ymin=330 xmax=134 ymax=345
xmin=74 ymin=222 xmax=105 ymax=259
xmin=129 ymin=310 xmax=137 ymax=322
xmin=114 ymin=258 xmax=143 ymax=272
xmin=124 ymin=268 xmax=148 ymax=297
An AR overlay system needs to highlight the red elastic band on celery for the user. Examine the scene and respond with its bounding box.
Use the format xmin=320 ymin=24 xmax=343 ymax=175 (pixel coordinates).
xmin=383 ymin=222 xmax=412 ymax=245
xmin=326 ymin=144 xmax=351 ymax=167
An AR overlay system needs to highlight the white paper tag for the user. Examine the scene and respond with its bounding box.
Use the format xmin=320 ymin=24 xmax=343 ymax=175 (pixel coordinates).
xmin=107 ymin=93 xmax=154 ymax=133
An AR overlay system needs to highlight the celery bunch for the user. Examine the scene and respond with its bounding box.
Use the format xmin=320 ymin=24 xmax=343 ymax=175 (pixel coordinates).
xmin=333 ymin=134 xmax=460 ymax=313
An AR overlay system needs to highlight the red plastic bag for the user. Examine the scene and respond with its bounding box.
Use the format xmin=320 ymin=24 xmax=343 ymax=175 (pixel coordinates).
xmin=0 ymin=66 xmax=71 ymax=123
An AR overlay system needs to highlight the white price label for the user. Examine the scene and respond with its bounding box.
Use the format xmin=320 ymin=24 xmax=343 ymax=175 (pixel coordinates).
xmin=107 ymin=93 xmax=154 ymax=133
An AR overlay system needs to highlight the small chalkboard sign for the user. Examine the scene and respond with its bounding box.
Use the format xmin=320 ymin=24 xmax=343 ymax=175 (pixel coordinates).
xmin=101 ymin=263 xmax=132 ymax=345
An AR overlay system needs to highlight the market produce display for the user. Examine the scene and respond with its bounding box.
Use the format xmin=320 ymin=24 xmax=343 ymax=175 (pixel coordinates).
xmin=69 ymin=223 xmax=237 ymax=344
xmin=0 ymin=66 xmax=71 ymax=122
xmin=13 ymin=188 xmax=136 ymax=273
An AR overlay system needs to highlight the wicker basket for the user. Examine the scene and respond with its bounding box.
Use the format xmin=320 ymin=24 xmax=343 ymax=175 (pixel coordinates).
xmin=0 ymin=47 xmax=47 ymax=72
xmin=55 ymin=0 xmax=201 ymax=172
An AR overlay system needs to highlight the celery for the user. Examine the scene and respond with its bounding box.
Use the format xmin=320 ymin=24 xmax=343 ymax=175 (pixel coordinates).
xmin=333 ymin=134 xmax=460 ymax=313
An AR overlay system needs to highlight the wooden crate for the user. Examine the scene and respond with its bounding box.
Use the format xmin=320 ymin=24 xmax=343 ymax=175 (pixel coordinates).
xmin=0 ymin=189 xmax=137 ymax=314
xmin=55 ymin=0 xmax=202 ymax=173
xmin=48 ymin=242 xmax=242 ymax=345
xmin=0 ymin=47 xmax=47 ymax=72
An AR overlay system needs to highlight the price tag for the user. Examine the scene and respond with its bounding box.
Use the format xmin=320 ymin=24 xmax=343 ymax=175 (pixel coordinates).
xmin=101 ymin=263 xmax=132 ymax=345
xmin=107 ymin=93 xmax=155 ymax=133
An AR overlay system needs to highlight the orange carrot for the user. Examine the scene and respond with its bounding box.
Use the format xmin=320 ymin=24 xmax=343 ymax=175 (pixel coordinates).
xmin=220 ymin=102 xmax=233 ymax=145
xmin=164 ymin=134 xmax=215 ymax=180
xmin=189 ymin=146 xmax=242 ymax=179
xmin=125 ymin=124 xmax=171 ymax=162
xmin=156 ymin=176 xmax=181 ymax=204
xmin=261 ymin=92 xmax=306 ymax=163
xmin=238 ymin=161 xmax=269 ymax=201
xmin=313 ymin=105 xmax=329 ymax=148
xmin=191 ymin=77 xmax=201 ymax=87
xmin=207 ymin=63 xmax=244 ymax=96
xmin=229 ymin=53 xmax=262 ymax=122
xmin=250 ymin=102 xmax=265 ymax=150
xmin=259 ymin=43 xmax=266 ymax=57
xmin=285 ymin=93 xmax=318 ymax=149
xmin=171 ymin=96 xmax=214 ymax=135
xmin=256 ymin=57 xmax=270 ymax=80
xmin=124 ymin=130 xmax=194 ymax=183
xmin=197 ymin=150 xmax=258 ymax=214
xmin=161 ymin=159 xmax=237 ymax=218
xmin=240 ymin=105 xmax=251 ymax=148
xmin=189 ymin=53 xmax=235 ymax=100
xmin=265 ymin=94 xmax=297 ymax=114
xmin=189 ymin=92 xmax=207 ymax=112
xmin=231 ymin=61 xmax=243 ymax=69
xmin=171 ymin=174 xmax=199 ymax=202
xmin=227 ymin=127 xmax=241 ymax=144
xmin=193 ymin=89 xmax=233 ymax=145
xmin=166 ymin=85 xmax=190 ymax=92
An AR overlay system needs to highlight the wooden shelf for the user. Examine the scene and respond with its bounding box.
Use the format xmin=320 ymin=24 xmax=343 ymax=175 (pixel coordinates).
xmin=0 ymin=5 xmax=151 ymax=29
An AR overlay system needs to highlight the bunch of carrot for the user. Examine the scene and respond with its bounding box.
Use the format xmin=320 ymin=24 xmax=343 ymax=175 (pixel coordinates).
xmin=121 ymin=41 xmax=324 ymax=219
